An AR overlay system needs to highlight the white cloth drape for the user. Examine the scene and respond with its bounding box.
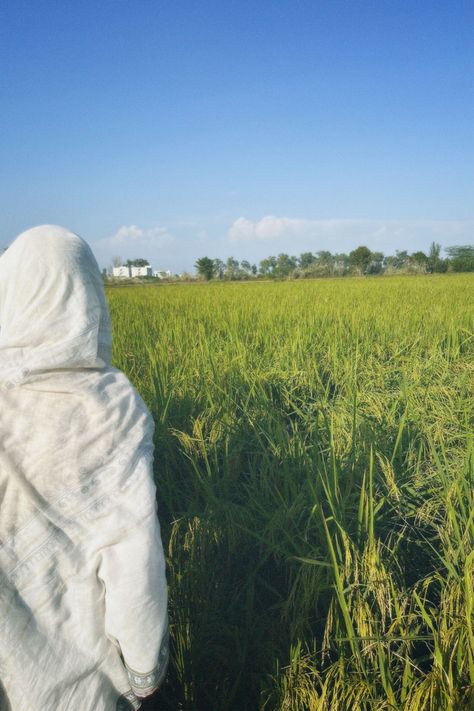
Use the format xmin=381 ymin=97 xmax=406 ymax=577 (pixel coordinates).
xmin=0 ymin=226 xmax=169 ymax=711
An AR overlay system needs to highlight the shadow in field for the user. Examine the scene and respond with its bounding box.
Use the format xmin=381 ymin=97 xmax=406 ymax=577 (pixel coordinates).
xmin=145 ymin=375 xmax=450 ymax=711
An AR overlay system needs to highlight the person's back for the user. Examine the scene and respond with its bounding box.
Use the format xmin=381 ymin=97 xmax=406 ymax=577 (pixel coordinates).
xmin=0 ymin=226 xmax=168 ymax=711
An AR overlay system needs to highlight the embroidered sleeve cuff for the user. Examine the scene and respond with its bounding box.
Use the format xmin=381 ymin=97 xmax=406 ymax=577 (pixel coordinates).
xmin=125 ymin=627 xmax=170 ymax=698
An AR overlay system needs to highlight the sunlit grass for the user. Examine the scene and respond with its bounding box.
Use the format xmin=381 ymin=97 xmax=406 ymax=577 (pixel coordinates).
xmin=107 ymin=274 xmax=474 ymax=710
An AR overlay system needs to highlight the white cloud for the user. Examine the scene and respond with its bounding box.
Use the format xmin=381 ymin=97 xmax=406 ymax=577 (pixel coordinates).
xmin=228 ymin=216 xmax=309 ymax=242
xmin=227 ymin=216 xmax=474 ymax=255
xmin=91 ymin=224 xmax=176 ymax=270
xmin=99 ymin=224 xmax=175 ymax=248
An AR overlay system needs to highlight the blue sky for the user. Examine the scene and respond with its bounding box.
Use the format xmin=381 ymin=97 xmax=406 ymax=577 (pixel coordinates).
xmin=1 ymin=0 xmax=473 ymax=272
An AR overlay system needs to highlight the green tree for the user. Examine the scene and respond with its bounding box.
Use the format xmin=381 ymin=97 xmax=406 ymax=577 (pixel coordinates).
xmin=367 ymin=251 xmax=384 ymax=274
xmin=240 ymin=260 xmax=252 ymax=276
xmin=433 ymin=258 xmax=448 ymax=273
xmin=349 ymin=246 xmax=372 ymax=274
xmin=427 ymin=243 xmax=448 ymax=273
xmin=411 ymin=251 xmax=428 ymax=265
xmin=259 ymin=256 xmax=277 ymax=276
xmin=315 ymin=250 xmax=333 ymax=265
xmin=445 ymin=245 xmax=474 ymax=272
xmin=384 ymin=250 xmax=408 ymax=271
xmin=275 ymin=253 xmax=297 ymax=278
xmin=213 ymin=258 xmax=225 ymax=279
xmin=125 ymin=258 xmax=150 ymax=267
xmin=408 ymin=251 xmax=428 ymax=273
xmin=333 ymin=253 xmax=349 ymax=275
xmin=302 ymin=251 xmax=334 ymax=277
xmin=258 ymin=258 xmax=271 ymax=276
xmin=299 ymin=252 xmax=316 ymax=269
xmin=195 ymin=256 xmax=215 ymax=280
xmin=225 ymin=256 xmax=241 ymax=280
xmin=427 ymin=242 xmax=442 ymax=273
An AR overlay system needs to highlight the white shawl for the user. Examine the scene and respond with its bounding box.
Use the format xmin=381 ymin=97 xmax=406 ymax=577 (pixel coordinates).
xmin=0 ymin=226 xmax=169 ymax=711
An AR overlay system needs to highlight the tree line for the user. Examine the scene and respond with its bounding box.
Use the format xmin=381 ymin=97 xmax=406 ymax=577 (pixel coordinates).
xmin=194 ymin=243 xmax=474 ymax=280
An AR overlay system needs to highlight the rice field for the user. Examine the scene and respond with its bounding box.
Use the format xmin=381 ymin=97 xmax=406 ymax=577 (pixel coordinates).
xmin=106 ymin=274 xmax=474 ymax=711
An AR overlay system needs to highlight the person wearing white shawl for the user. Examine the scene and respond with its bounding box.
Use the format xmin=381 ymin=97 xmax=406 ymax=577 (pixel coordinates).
xmin=0 ymin=226 xmax=169 ymax=711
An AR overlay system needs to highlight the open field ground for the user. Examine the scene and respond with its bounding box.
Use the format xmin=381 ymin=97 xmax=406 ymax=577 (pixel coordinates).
xmin=107 ymin=274 xmax=474 ymax=710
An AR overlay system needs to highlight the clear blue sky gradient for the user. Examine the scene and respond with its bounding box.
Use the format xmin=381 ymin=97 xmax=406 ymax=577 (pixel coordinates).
xmin=1 ymin=0 xmax=473 ymax=271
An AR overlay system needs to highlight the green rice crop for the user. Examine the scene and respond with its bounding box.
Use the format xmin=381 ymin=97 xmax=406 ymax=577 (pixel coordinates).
xmin=106 ymin=274 xmax=474 ymax=710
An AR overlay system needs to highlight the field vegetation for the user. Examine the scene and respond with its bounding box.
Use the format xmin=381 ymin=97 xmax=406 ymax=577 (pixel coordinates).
xmin=107 ymin=274 xmax=474 ymax=710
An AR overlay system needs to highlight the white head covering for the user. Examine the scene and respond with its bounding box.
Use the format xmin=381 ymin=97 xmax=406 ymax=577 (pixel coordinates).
xmin=0 ymin=226 xmax=168 ymax=711
xmin=0 ymin=225 xmax=111 ymax=387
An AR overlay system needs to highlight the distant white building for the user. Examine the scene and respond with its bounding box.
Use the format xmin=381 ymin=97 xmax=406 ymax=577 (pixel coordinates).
xmin=131 ymin=265 xmax=152 ymax=277
xmin=112 ymin=264 xmax=153 ymax=278
xmin=112 ymin=266 xmax=131 ymax=278
xmin=153 ymin=269 xmax=172 ymax=279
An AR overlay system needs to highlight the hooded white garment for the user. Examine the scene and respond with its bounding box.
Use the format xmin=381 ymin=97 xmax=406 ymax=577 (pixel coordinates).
xmin=0 ymin=226 xmax=169 ymax=711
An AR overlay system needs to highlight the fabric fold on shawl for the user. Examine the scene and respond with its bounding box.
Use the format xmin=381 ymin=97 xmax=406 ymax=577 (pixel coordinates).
xmin=0 ymin=226 xmax=169 ymax=711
